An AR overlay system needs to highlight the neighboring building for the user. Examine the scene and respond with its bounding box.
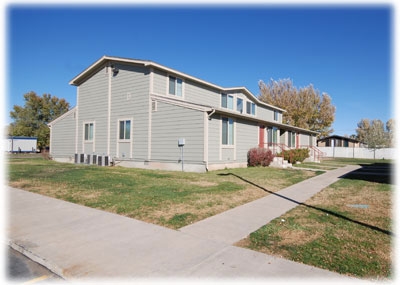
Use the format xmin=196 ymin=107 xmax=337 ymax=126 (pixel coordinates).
xmin=317 ymin=135 xmax=362 ymax=148
xmin=49 ymin=56 xmax=319 ymax=172
xmin=5 ymin=136 xmax=37 ymax=153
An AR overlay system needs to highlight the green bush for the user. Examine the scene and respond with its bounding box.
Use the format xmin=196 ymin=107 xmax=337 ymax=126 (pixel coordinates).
xmin=278 ymin=148 xmax=309 ymax=164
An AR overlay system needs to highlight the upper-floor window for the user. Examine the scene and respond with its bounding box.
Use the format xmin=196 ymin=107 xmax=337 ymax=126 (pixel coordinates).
xmin=119 ymin=120 xmax=131 ymax=140
xmin=236 ymin=98 xmax=243 ymax=113
xmin=246 ymin=102 xmax=256 ymax=115
xmin=221 ymin=93 xmax=234 ymax=110
xmin=169 ymin=76 xmax=183 ymax=97
xmin=84 ymin=123 xmax=94 ymax=141
xmin=274 ymin=110 xmax=279 ymax=121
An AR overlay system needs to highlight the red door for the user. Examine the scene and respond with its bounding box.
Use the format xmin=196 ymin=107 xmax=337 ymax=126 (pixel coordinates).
xmin=259 ymin=126 xmax=265 ymax=148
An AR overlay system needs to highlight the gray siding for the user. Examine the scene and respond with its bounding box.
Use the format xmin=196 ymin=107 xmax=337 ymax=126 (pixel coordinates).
xmin=236 ymin=118 xmax=259 ymax=162
xmin=110 ymin=63 xmax=150 ymax=160
xmin=153 ymin=69 xmax=167 ymax=95
xmin=207 ymin=114 xmax=220 ymax=164
xmin=77 ymin=67 xmax=109 ymax=155
xmin=50 ymin=109 xmax=76 ymax=157
xmin=151 ymin=101 xmax=204 ymax=162
xmin=207 ymin=115 xmax=258 ymax=164
xmin=184 ymin=79 xmax=221 ymax=107
xmin=299 ymin=133 xmax=311 ymax=146
xmin=257 ymin=105 xmax=279 ymax=123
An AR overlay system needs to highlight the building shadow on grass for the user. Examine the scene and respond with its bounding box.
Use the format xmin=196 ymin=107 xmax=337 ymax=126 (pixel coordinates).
xmin=218 ymin=172 xmax=393 ymax=236
xmin=340 ymin=163 xmax=394 ymax=185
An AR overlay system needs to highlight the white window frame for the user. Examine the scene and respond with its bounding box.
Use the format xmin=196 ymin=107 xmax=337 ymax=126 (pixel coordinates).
xmin=246 ymin=101 xmax=256 ymax=116
xmin=221 ymin=117 xmax=235 ymax=146
xmin=274 ymin=110 xmax=279 ymax=121
xmin=221 ymin=93 xmax=234 ymax=110
xmin=118 ymin=119 xmax=132 ymax=141
xmin=236 ymin=97 xmax=244 ymax=113
xmin=168 ymin=75 xmax=184 ymax=98
xmin=84 ymin=122 xmax=94 ymax=142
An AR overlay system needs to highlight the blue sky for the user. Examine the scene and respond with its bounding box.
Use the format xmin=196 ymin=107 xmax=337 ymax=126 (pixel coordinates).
xmin=6 ymin=4 xmax=393 ymax=136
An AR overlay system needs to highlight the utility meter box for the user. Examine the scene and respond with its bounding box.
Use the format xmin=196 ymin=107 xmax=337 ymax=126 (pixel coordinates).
xmin=178 ymin=138 xmax=185 ymax=147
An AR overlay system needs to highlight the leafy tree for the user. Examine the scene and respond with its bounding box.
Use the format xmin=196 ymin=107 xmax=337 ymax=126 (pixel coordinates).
xmin=9 ymin=91 xmax=70 ymax=150
xmin=385 ymin=118 xmax=395 ymax=147
xmin=258 ymin=78 xmax=335 ymax=138
xmin=356 ymin=118 xmax=394 ymax=159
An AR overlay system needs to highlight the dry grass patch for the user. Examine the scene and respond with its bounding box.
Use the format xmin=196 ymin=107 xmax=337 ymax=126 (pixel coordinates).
xmin=237 ymin=163 xmax=393 ymax=279
xmin=7 ymin=156 xmax=318 ymax=230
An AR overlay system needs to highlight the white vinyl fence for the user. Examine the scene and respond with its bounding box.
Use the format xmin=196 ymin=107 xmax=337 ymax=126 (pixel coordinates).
xmin=318 ymin=147 xmax=396 ymax=160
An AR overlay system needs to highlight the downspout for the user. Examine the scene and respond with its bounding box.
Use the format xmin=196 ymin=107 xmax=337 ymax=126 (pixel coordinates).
xmin=107 ymin=63 xmax=112 ymax=156
xmin=205 ymin=109 xmax=215 ymax=171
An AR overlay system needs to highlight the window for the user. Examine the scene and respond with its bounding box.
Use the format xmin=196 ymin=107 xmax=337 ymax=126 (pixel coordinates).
xmin=169 ymin=76 xmax=183 ymax=97
xmin=119 ymin=120 xmax=131 ymax=140
xmin=222 ymin=117 xmax=234 ymax=145
xmin=267 ymin=127 xmax=278 ymax=144
xmin=221 ymin=93 xmax=234 ymax=110
xmin=84 ymin=123 xmax=94 ymax=141
xmin=236 ymin=98 xmax=243 ymax=113
xmin=151 ymin=100 xmax=157 ymax=112
xmin=274 ymin=110 xmax=279 ymax=121
xmin=288 ymin=131 xmax=296 ymax=147
xmin=246 ymin=102 xmax=256 ymax=115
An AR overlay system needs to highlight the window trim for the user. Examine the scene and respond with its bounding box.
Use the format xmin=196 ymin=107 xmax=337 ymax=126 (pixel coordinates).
xmin=246 ymin=101 xmax=256 ymax=116
xmin=236 ymin=97 xmax=243 ymax=113
xmin=168 ymin=75 xmax=184 ymax=98
xmin=118 ymin=119 xmax=132 ymax=141
xmin=221 ymin=116 xmax=235 ymax=146
xmin=221 ymin=93 xmax=234 ymax=110
xmin=274 ymin=110 xmax=279 ymax=121
xmin=84 ymin=122 xmax=94 ymax=142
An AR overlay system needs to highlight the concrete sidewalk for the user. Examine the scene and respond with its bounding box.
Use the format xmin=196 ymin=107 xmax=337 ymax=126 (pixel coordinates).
xmin=6 ymin=165 xmax=360 ymax=281
xmin=180 ymin=165 xmax=361 ymax=244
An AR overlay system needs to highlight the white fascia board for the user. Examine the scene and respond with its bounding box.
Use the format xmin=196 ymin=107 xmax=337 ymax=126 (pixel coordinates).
xmin=69 ymin=56 xmax=286 ymax=113
xmin=214 ymin=108 xmax=318 ymax=135
xmin=223 ymin=86 xmax=286 ymax=113
xmin=69 ymin=56 xmax=150 ymax=85
xmin=150 ymin=94 xmax=212 ymax=112
xmin=47 ymin=107 xmax=76 ymax=127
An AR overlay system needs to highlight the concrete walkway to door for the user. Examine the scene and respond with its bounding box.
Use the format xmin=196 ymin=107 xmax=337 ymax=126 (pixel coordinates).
xmin=6 ymin=165 xmax=360 ymax=280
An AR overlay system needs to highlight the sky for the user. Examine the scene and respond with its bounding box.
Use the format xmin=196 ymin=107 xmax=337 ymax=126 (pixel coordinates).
xmin=4 ymin=2 xmax=394 ymax=137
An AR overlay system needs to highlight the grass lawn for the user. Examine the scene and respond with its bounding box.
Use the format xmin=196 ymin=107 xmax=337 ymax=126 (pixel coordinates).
xmin=6 ymin=154 xmax=317 ymax=229
xmin=236 ymin=160 xmax=394 ymax=279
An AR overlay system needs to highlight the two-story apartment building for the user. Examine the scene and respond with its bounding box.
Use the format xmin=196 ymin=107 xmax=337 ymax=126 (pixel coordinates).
xmin=49 ymin=56 xmax=318 ymax=172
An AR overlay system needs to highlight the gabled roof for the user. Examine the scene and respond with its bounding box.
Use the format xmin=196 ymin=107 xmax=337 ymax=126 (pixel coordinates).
xmin=69 ymin=55 xmax=286 ymax=113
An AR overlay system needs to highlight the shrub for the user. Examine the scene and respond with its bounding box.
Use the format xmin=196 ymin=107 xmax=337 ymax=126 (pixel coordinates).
xmin=247 ymin=147 xmax=275 ymax=167
xmin=278 ymin=148 xmax=309 ymax=164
